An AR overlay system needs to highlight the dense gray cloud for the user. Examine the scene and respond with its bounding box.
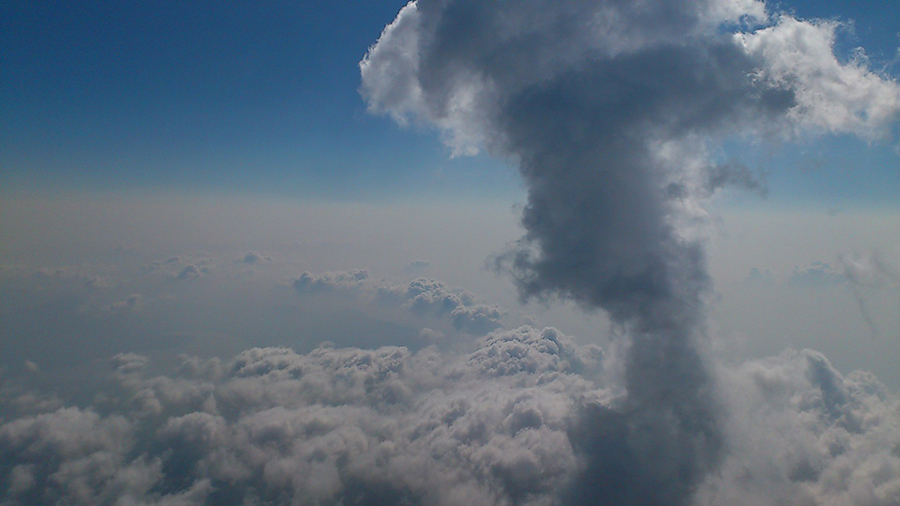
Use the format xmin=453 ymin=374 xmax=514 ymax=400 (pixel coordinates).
xmin=361 ymin=0 xmax=898 ymax=328
xmin=361 ymin=1 xmax=899 ymax=503
xmin=701 ymin=161 xmax=768 ymax=197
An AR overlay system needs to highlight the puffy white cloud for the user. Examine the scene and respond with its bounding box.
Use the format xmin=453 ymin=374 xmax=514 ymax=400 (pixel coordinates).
xmin=377 ymin=278 xmax=504 ymax=335
xmin=736 ymin=16 xmax=900 ymax=140
xmin=789 ymin=261 xmax=846 ymax=287
xmin=467 ymin=326 xmax=600 ymax=378
xmin=0 ymin=407 xmax=148 ymax=505
xmin=2 ymin=335 xmax=898 ymax=505
xmin=700 ymin=349 xmax=900 ymax=506
xmin=292 ymin=269 xmax=370 ymax=294
xmin=1 ymin=326 xmax=604 ymax=505
xmin=294 ymin=270 xmax=505 ymax=336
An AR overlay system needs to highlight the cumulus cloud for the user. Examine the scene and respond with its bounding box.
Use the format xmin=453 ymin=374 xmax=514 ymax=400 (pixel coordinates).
xmin=1 ymin=327 xmax=603 ymax=505
xmin=137 ymin=256 xmax=215 ymax=282
xmin=467 ymin=326 xmax=602 ymax=378
xmin=0 ymin=254 xmax=508 ymax=382
xmin=746 ymin=266 xmax=776 ymax=285
xmin=294 ymin=270 xmax=505 ymax=336
xmin=176 ymin=265 xmax=204 ymax=281
xmin=736 ymin=16 xmax=900 ymax=140
xmin=2 ymin=2 xmax=897 ymax=505
xmin=2 ymin=335 xmax=899 ymax=506
xmin=377 ymin=278 xmax=504 ymax=335
xmin=293 ymin=269 xmax=371 ymax=294
xmin=789 ymin=261 xmax=846 ymax=288
xmin=702 ymin=349 xmax=900 ymax=506
xmin=110 ymin=293 xmax=143 ymax=312
xmin=236 ymin=252 xmax=269 ymax=265
xmin=0 ymin=255 xmax=897 ymax=505
xmin=361 ymin=1 xmax=898 ymax=504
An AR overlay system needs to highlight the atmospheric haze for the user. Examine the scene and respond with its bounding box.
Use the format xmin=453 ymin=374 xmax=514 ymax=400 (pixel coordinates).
xmin=1 ymin=1 xmax=900 ymax=505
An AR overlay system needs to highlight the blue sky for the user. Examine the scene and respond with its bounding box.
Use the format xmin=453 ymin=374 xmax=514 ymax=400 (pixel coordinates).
xmin=1 ymin=1 xmax=518 ymax=199
xmin=1 ymin=0 xmax=897 ymax=204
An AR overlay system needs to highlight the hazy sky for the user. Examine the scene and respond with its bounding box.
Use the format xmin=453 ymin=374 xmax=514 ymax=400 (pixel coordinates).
xmin=1 ymin=2 xmax=899 ymax=505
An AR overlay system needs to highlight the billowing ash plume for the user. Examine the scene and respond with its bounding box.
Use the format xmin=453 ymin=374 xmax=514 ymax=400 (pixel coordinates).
xmin=361 ymin=1 xmax=899 ymax=504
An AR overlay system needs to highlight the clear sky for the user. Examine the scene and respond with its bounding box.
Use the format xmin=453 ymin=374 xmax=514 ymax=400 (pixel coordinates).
xmin=1 ymin=2 xmax=900 ymax=505
xmin=1 ymin=1 xmax=518 ymax=199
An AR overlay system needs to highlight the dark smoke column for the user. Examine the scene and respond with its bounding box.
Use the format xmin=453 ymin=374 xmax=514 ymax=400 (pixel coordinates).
xmin=361 ymin=1 xmax=900 ymax=504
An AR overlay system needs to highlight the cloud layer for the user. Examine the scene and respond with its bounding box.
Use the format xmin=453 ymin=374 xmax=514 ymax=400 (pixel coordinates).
xmin=1 ymin=327 xmax=600 ymax=505
xmin=1 ymin=260 xmax=898 ymax=505
xmin=2 ymin=332 xmax=899 ymax=505
xmin=293 ymin=269 xmax=506 ymax=337
xmin=2 ymin=1 xmax=898 ymax=504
